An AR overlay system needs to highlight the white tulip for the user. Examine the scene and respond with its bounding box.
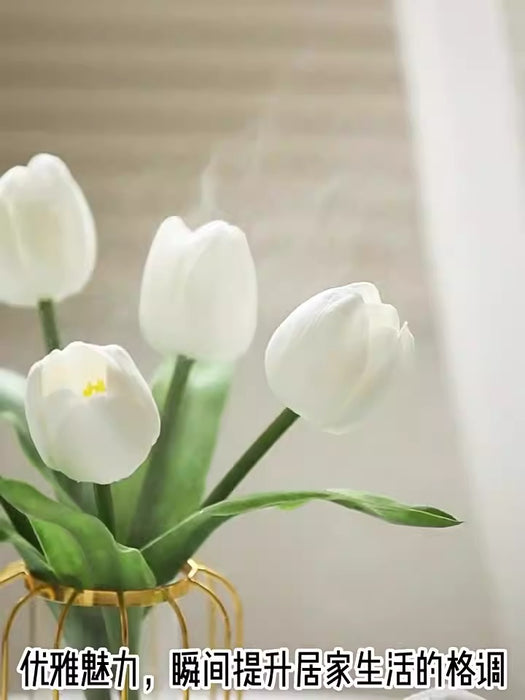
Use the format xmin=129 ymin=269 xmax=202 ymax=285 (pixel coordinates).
xmin=25 ymin=342 xmax=161 ymax=484
xmin=139 ymin=216 xmax=257 ymax=361
xmin=0 ymin=153 xmax=96 ymax=307
xmin=265 ymin=282 xmax=414 ymax=433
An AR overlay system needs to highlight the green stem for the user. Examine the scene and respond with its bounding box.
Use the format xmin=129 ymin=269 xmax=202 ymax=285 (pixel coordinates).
xmin=202 ymin=408 xmax=299 ymax=507
xmin=94 ymin=484 xmax=115 ymax=535
xmin=37 ymin=298 xmax=61 ymax=352
xmin=129 ymin=355 xmax=194 ymax=545
xmin=83 ymin=690 xmax=112 ymax=700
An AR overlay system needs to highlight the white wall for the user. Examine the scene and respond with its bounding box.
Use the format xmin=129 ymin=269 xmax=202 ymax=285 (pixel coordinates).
xmin=395 ymin=1 xmax=525 ymax=695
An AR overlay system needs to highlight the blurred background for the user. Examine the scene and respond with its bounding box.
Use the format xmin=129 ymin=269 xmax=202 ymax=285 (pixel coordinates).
xmin=0 ymin=0 xmax=523 ymax=697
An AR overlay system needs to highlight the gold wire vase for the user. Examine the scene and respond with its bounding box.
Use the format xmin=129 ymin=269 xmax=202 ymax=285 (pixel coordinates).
xmin=0 ymin=559 xmax=243 ymax=700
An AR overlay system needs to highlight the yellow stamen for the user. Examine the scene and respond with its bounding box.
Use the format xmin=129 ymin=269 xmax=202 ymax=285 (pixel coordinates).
xmin=82 ymin=378 xmax=106 ymax=397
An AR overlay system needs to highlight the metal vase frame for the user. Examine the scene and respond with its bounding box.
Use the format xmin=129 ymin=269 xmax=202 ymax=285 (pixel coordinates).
xmin=0 ymin=559 xmax=243 ymax=700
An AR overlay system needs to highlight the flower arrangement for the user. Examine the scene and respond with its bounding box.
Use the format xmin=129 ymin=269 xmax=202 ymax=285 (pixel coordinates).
xmin=0 ymin=154 xmax=459 ymax=687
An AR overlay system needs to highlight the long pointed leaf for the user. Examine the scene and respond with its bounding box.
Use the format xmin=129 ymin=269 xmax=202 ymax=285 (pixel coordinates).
xmin=0 ymin=516 xmax=55 ymax=580
xmin=0 ymin=477 xmax=156 ymax=590
xmin=0 ymin=497 xmax=41 ymax=551
xmin=0 ymin=368 xmax=96 ymax=513
xmin=114 ymin=359 xmax=233 ymax=546
xmin=141 ymin=489 xmax=461 ymax=583
xmin=0 ymin=367 xmax=27 ymax=419
xmin=0 ymin=368 xmax=56 ymax=486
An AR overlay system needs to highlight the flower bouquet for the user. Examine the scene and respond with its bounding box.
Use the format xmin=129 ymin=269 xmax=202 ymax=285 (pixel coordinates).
xmin=0 ymin=154 xmax=459 ymax=698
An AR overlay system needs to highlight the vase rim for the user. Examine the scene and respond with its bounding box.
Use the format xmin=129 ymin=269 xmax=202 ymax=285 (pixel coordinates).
xmin=4 ymin=559 xmax=200 ymax=607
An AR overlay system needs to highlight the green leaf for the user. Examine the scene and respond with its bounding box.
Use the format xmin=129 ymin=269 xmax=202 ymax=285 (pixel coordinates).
xmin=0 ymin=367 xmax=27 ymax=420
xmin=0 ymin=368 xmax=96 ymax=513
xmin=0 ymin=497 xmax=41 ymax=551
xmin=114 ymin=359 xmax=233 ymax=546
xmin=0 ymin=369 xmax=48 ymax=479
xmin=0 ymin=516 xmax=55 ymax=580
xmin=0 ymin=477 xmax=156 ymax=590
xmin=142 ymin=489 xmax=461 ymax=584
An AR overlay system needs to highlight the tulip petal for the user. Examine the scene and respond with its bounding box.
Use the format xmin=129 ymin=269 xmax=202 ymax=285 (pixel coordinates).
xmin=46 ymin=394 xmax=156 ymax=484
xmin=32 ymin=154 xmax=96 ymax=300
xmin=25 ymin=362 xmax=53 ymax=465
xmin=358 ymin=303 xmax=402 ymax=385
xmin=366 ymin=302 xmax=401 ymax=331
xmin=322 ymin=350 xmax=399 ymax=433
xmin=139 ymin=216 xmax=196 ymax=356
xmin=182 ymin=221 xmax=257 ymax=359
xmin=102 ymin=344 xmax=161 ymax=415
xmin=324 ymin=319 xmax=411 ymax=434
xmin=398 ymin=321 xmax=415 ymax=367
xmin=347 ymin=282 xmax=382 ymax=304
xmin=0 ymin=173 xmax=35 ymax=306
xmin=103 ymin=354 xmax=161 ymax=449
xmin=40 ymin=342 xmax=108 ymax=398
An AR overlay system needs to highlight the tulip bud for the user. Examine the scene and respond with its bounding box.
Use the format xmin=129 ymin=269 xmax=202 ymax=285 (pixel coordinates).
xmin=265 ymin=282 xmax=414 ymax=433
xmin=0 ymin=154 xmax=96 ymax=307
xmin=25 ymin=342 xmax=161 ymax=484
xmin=139 ymin=216 xmax=257 ymax=361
